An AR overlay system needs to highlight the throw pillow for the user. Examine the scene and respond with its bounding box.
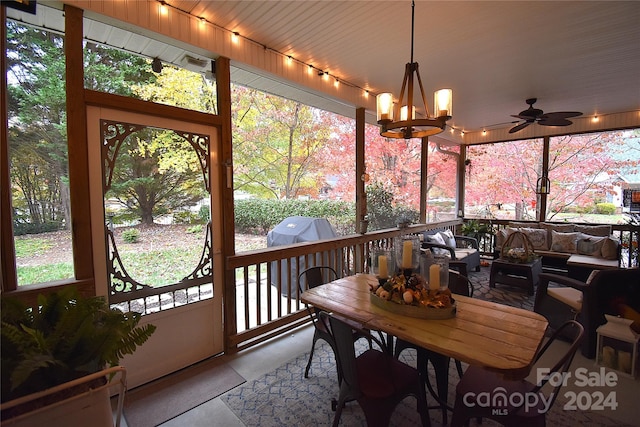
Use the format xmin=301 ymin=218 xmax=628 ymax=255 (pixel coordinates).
xmin=496 ymin=227 xmax=518 ymax=248
xmin=576 ymin=234 xmax=606 ymax=256
xmin=601 ymin=237 xmax=620 ymax=260
xmin=519 ymin=227 xmax=548 ymax=250
xmin=439 ymin=229 xmax=457 ymax=248
xmin=550 ymin=230 xmax=579 ymax=253
xmin=426 ymin=232 xmax=449 ymax=256
xmin=541 ymin=223 xmax=575 ymax=247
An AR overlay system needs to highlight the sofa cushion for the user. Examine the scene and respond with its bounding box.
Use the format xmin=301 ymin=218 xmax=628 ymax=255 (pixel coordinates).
xmin=550 ymin=230 xmax=579 ymax=253
xmin=542 ymin=223 xmax=576 ymax=233
xmin=567 ymin=254 xmax=619 ymax=269
xmin=574 ymin=224 xmax=612 ymax=237
xmin=547 ymin=287 xmax=582 ymax=312
xmin=519 ymin=227 xmax=549 ymax=251
xmin=576 ymin=234 xmax=607 ymax=257
xmin=510 ymin=221 xmax=540 ymax=229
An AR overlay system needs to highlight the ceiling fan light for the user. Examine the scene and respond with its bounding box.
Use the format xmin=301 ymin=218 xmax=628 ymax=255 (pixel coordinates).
xmin=377 ymin=93 xmax=394 ymax=122
xmin=434 ymin=88 xmax=452 ymax=118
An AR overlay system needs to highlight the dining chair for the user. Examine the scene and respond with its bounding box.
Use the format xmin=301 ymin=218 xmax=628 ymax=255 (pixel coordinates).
xmin=450 ymin=320 xmax=585 ymax=427
xmin=327 ymin=314 xmax=431 ymax=427
xmin=298 ymin=266 xmax=370 ymax=380
xmin=394 ymin=269 xmax=474 ymax=425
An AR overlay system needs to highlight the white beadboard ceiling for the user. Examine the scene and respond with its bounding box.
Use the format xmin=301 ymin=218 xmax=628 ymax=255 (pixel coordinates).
xmin=7 ymin=1 xmax=640 ymax=143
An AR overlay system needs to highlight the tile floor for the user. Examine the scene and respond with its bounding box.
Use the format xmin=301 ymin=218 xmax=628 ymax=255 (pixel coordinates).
xmin=118 ymin=321 xmax=639 ymax=427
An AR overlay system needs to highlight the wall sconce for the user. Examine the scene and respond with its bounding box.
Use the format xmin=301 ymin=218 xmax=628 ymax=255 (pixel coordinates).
xmin=536 ymin=176 xmax=550 ymax=194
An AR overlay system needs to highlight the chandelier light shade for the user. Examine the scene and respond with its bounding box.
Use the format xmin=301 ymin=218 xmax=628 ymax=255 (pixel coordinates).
xmin=377 ymin=1 xmax=453 ymax=139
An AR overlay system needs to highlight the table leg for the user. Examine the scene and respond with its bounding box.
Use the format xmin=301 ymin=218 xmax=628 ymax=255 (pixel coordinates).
xmin=418 ymin=348 xmax=453 ymax=425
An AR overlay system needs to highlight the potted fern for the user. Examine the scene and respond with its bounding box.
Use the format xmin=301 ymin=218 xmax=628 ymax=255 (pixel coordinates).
xmin=1 ymin=287 xmax=156 ymax=425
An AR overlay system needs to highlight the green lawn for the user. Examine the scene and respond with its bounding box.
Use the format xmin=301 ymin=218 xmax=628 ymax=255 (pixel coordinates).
xmin=18 ymin=263 xmax=74 ymax=285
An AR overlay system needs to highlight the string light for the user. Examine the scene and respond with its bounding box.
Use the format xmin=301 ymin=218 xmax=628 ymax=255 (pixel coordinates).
xmin=154 ymin=0 xmax=375 ymax=100
xmin=158 ymin=1 xmax=168 ymax=16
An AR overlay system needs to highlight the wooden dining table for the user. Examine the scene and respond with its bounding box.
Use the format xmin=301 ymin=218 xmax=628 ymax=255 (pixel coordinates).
xmin=300 ymin=273 xmax=549 ymax=380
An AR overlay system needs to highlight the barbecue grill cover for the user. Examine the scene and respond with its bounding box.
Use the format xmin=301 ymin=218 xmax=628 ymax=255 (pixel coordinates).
xmin=267 ymin=216 xmax=338 ymax=297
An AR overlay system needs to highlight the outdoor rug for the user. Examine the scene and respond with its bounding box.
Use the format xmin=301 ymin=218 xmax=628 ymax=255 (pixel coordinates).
xmin=466 ymin=263 xmax=535 ymax=311
xmin=221 ymin=340 xmax=632 ymax=427
xmin=124 ymin=358 xmax=245 ymax=427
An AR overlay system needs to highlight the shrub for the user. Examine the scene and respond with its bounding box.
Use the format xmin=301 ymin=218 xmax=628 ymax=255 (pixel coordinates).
xmin=234 ymin=199 xmax=355 ymax=234
xmin=173 ymin=211 xmax=201 ymax=224
xmin=187 ymin=225 xmax=203 ymax=234
xmin=595 ymin=202 xmax=616 ymax=215
xmin=122 ymin=228 xmax=140 ymax=243
xmin=13 ymin=221 xmax=61 ymax=236
xmin=198 ymin=205 xmax=210 ymax=223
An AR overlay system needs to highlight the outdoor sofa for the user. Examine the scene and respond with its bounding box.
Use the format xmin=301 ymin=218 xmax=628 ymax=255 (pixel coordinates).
xmin=495 ymin=222 xmax=620 ymax=280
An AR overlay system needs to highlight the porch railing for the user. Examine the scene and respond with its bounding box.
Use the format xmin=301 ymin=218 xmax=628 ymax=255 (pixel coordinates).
xmin=224 ymin=217 xmax=638 ymax=353
xmin=224 ymin=220 xmax=460 ymax=352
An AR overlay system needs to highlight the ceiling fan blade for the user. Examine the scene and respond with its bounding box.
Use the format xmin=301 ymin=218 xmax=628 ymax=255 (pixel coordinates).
xmin=509 ymin=122 xmax=532 ymax=133
xmin=511 ymin=114 xmax=534 ymax=120
xmin=538 ymin=117 xmax=574 ymax=126
xmin=542 ymin=111 xmax=583 ymax=119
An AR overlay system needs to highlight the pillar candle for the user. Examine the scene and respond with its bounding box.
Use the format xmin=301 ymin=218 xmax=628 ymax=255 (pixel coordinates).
xmin=601 ymin=346 xmax=616 ymax=369
xmin=429 ymin=264 xmax=440 ymax=290
xmin=378 ymin=255 xmax=388 ymax=279
xmin=402 ymin=240 xmax=413 ymax=269
xmin=618 ymin=351 xmax=631 ymax=374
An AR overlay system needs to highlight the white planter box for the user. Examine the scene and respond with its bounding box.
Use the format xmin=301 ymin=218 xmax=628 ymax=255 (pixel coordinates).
xmin=1 ymin=366 xmax=126 ymax=427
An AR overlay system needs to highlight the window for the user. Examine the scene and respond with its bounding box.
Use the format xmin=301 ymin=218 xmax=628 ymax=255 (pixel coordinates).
xmin=7 ymin=19 xmax=72 ymax=286
xmin=232 ymin=86 xmax=356 ymax=239
xmin=548 ymin=129 xmax=640 ymax=223
xmin=426 ymin=141 xmax=458 ymax=222
xmin=465 ymin=139 xmax=543 ymax=221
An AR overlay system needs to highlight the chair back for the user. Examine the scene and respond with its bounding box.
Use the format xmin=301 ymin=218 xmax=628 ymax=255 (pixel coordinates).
xmin=448 ymin=269 xmax=473 ymax=297
xmin=298 ymin=266 xmax=338 ymax=295
xmin=531 ymin=320 xmax=584 ymax=409
xmin=328 ymin=314 xmax=361 ymax=395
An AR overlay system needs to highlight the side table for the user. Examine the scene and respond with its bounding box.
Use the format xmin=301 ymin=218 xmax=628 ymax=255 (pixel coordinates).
xmin=490 ymin=257 xmax=542 ymax=295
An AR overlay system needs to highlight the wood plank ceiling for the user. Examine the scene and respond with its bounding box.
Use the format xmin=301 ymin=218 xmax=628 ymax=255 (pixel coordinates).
xmin=7 ymin=1 xmax=640 ymax=144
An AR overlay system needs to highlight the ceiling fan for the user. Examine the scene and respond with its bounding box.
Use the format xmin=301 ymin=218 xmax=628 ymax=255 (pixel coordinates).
xmin=509 ymin=98 xmax=582 ymax=134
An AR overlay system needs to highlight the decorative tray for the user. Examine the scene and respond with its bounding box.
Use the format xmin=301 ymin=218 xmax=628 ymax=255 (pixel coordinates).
xmin=369 ymin=293 xmax=456 ymax=319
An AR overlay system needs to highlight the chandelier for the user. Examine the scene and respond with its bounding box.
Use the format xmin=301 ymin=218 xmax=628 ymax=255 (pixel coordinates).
xmin=376 ymin=1 xmax=452 ymax=139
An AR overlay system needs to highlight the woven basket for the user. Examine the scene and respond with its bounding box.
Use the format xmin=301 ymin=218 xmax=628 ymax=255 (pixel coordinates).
xmin=501 ymin=231 xmax=537 ymax=263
